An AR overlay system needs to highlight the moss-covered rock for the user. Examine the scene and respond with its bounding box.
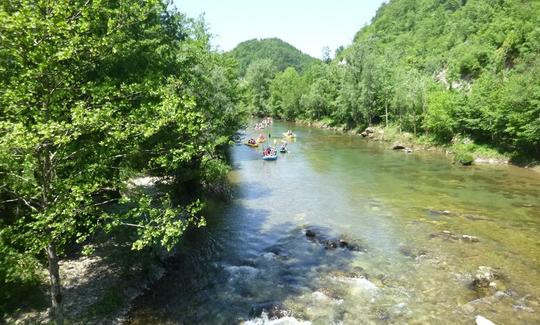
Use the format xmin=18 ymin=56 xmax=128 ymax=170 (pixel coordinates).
xmin=455 ymin=152 xmax=474 ymax=166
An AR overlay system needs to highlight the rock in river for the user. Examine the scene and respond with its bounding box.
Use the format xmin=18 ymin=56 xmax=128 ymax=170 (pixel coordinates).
xmin=305 ymin=228 xmax=366 ymax=252
xmin=472 ymin=266 xmax=499 ymax=289
xmin=305 ymin=229 xmax=317 ymax=239
xmin=249 ymin=302 xmax=288 ymax=319
xmin=429 ymin=230 xmax=480 ymax=243
xmin=476 ymin=315 xmax=496 ymax=325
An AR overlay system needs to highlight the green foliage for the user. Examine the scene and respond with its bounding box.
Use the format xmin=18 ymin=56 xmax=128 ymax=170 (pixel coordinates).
xmin=241 ymin=59 xmax=277 ymax=116
xmin=423 ymin=90 xmax=460 ymax=142
xmin=268 ymin=67 xmax=306 ymax=120
xmin=300 ymin=63 xmax=342 ymax=122
xmin=0 ymin=0 xmax=242 ymax=318
xmin=229 ymin=38 xmax=319 ymax=77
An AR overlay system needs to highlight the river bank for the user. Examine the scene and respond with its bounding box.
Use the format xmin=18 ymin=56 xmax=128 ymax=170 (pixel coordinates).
xmin=294 ymin=119 xmax=539 ymax=172
xmin=2 ymin=235 xmax=169 ymax=325
xmin=3 ymin=177 xmax=193 ymax=324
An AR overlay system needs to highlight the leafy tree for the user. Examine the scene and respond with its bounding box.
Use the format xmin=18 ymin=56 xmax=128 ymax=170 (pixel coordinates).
xmin=242 ymin=59 xmax=277 ymax=116
xmin=423 ymin=90 xmax=460 ymax=142
xmin=321 ymin=46 xmax=332 ymax=63
xmin=268 ymin=67 xmax=306 ymax=120
xmin=300 ymin=64 xmax=342 ymax=121
xmin=0 ymin=1 xmax=241 ymax=323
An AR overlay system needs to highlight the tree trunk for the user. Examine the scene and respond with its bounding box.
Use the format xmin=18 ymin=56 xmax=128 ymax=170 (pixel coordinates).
xmin=385 ymin=100 xmax=388 ymax=128
xmin=46 ymin=243 xmax=64 ymax=325
xmin=413 ymin=111 xmax=417 ymax=137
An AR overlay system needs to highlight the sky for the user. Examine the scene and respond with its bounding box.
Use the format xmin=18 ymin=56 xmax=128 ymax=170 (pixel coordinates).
xmin=173 ymin=0 xmax=387 ymax=59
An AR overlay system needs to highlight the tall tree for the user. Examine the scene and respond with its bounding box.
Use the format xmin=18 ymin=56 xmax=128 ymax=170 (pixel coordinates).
xmin=242 ymin=59 xmax=277 ymax=116
xmin=268 ymin=67 xmax=306 ymax=120
xmin=0 ymin=1 xmax=240 ymax=323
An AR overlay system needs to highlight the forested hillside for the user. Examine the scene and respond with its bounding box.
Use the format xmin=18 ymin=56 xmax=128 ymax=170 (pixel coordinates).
xmin=245 ymin=0 xmax=540 ymax=161
xmin=229 ymin=38 xmax=319 ymax=76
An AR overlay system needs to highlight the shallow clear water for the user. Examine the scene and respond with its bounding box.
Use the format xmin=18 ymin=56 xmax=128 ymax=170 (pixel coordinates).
xmin=128 ymin=122 xmax=540 ymax=324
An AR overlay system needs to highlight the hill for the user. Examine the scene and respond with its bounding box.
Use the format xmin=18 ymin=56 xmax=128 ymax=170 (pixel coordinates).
xmin=229 ymin=38 xmax=319 ymax=76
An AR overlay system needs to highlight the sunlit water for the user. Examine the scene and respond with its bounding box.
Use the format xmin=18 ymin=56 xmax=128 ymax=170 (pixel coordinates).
xmin=128 ymin=122 xmax=540 ymax=324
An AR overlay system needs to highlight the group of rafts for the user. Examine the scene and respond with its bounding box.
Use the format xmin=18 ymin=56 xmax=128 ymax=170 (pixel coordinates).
xmin=245 ymin=117 xmax=297 ymax=161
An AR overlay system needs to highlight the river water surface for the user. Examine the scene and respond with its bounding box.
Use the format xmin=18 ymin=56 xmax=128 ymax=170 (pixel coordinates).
xmin=128 ymin=122 xmax=540 ymax=324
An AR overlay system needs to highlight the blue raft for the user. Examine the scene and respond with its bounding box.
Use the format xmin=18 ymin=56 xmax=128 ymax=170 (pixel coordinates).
xmin=262 ymin=154 xmax=278 ymax=161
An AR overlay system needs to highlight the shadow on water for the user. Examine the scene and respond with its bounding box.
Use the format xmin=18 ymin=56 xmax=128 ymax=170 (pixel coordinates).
xmin=231 ymin=181 xmax=274 ymax=200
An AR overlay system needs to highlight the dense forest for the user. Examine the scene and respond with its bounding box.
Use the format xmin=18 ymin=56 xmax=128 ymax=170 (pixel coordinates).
xmin=241 ymin=0 xmax=540 ymax=161
xmin=229 ymin=38 xmax=319 ymax=77
xmin=0 ymin=1 xmax=243 ymax=323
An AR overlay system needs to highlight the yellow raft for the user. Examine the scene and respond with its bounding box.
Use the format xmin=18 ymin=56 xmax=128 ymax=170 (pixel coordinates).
xmin=283 ymin=132 xmax=297 ymax=138
xmin=245 ymin=142 xmax=259 ymax=148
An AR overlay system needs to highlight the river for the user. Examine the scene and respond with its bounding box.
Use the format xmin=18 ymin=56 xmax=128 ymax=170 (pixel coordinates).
xmin=128 ymin=122 xmax=540 ymax=324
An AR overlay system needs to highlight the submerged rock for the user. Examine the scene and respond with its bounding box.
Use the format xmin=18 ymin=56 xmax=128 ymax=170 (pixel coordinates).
xmin=329 ymin=266 xmax=369 ymax=280
xmin=464 ymin=214 xmax=489 ymax=221
xmin=398 ymin=244 xmax=427 ymax=258
xmin=324 ymin=239 xmax=339 ymax=250
xmin=475 ymin=315 xmax=496 ymax=325
xmin=304 ymin=228 xmax=366 ymax=252
xmin=305 ymin=229 xmax=316 ymax=238
xmin=249 ymin=302 xmax=289 ymax=319
xmin=429 ymin=230 xmax=459 ymax=241
xmin=311 ymin=290 xmax=344 ymax=305
xmin=462 ymin=235 xmax=480 ymax=243
xmin=316 ymin=286 xmax=343 ymax=301
xmin=428 ymin=209 xmax=452 ymax=216
xmin=265 ymin=245 xmax=290 ymax=260
xmin=339 ymin=240 xmax=366 ymax=252
xmin=429 ymin=230 xmax=480 ymax=243
xmin=469 ymin=266 xmax=508 ymax=298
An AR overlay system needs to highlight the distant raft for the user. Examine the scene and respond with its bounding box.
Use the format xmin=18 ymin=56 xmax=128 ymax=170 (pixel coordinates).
xmin=283 ymin=132 xmax=296 ymax=138
xmin=262 ymin=154 xmax=278 ymax=161
xmin=245 ymin=142 xmax=258 ymax=148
